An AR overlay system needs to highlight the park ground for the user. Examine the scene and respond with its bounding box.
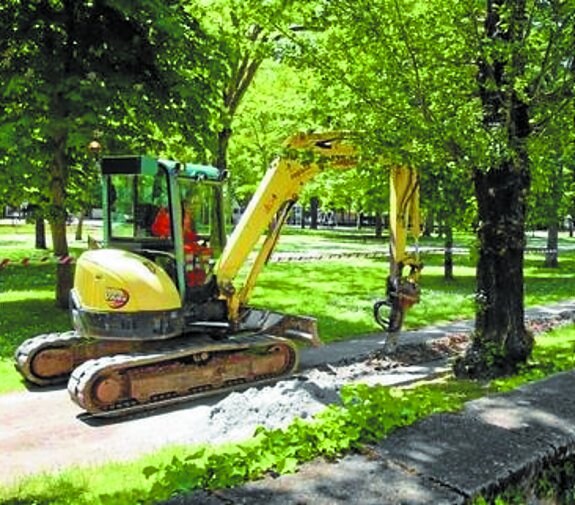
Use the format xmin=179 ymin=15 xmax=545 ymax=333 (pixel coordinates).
xmin=1 ymin=222 xmax=575 ymax=504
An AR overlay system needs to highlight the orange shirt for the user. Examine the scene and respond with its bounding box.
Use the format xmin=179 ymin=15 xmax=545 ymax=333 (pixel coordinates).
xmin=151 ymin=208 xmax=171 ymax=238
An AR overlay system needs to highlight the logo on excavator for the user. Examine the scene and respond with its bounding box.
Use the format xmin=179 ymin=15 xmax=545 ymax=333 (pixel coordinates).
xmin=105 ymin=287 xmax=130 ymax=309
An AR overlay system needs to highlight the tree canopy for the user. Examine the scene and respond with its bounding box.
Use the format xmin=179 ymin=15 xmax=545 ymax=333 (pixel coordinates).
xmin=0 ymin=0 xmax=225 ymax=305
xmin=3 ymin=0 xmax=575 ymax=376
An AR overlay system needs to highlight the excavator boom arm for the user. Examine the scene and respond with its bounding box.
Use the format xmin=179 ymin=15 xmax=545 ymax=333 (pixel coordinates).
xmin=216 ymin=131 xmax=422 ymax=335
xmin=216 ymin=132 xmax=357 ymax=317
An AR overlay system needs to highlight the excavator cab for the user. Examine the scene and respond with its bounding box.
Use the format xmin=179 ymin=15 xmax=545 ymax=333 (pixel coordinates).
xmin=102 ymin=156 xmax=226 ymax=298
xmin=70 ymin=156 xmax=228 ymax=342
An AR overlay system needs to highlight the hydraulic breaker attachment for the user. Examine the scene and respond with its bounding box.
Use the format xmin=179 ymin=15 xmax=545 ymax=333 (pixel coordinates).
xmin=374 ymin=164 xmax=422 ymax=345
xmin=373 ymin=262 xmax=422 ymax=333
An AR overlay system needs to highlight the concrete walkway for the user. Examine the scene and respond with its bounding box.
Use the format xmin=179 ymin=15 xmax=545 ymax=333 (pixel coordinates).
xmin=302 ymin=300 xmax=575 ymax=369
xmin=166 ymin=300 xmax=575 ymax=505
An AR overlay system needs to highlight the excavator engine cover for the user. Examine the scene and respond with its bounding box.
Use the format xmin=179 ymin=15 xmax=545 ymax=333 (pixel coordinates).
xmin=71 ymin=248 xmax=184 ymax=341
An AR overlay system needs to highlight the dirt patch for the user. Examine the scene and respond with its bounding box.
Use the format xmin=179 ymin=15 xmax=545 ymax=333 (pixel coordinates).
xmin=204 ymin=333 xmax=472 ymax=444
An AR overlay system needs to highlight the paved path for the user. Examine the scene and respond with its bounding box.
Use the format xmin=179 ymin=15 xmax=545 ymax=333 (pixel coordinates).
xmin=0 ymin=358 xmax=450 ymax=486
xmin=302 ymin=299 xmax=575 ymax=368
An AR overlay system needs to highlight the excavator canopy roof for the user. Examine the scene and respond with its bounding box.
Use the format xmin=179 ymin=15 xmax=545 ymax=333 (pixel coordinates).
xmin=101 ymin=155 xmax=223 ymax=181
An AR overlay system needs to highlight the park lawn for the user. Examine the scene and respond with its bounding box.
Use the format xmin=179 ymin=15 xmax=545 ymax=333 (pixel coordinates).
xmin=1 ymin=223 xmax=575 ymax=394
xmin=250 ymin=250 xmax=575 ymax=341
xmin=0 ymin=223 xmax=99 ymax=392
xmin=0 ymin=268 xmax=71 ymax=394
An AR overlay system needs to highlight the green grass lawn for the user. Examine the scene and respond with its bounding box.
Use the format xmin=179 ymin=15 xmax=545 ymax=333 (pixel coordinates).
xmin=250 ymin=252 xmax=575 ymax=342
xmin=1 ymin=222 xmax=575 ymax=394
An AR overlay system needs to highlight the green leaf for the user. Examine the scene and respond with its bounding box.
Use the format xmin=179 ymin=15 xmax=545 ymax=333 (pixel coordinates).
xmin=143 ymin=465 xmax=159 ymax=479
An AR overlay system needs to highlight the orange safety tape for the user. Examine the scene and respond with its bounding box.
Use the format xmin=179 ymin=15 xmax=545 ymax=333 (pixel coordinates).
xmin=0 ymin=255 xmax=76 ymax=269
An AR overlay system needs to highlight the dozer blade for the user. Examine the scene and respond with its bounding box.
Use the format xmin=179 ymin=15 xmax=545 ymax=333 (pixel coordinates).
xmin=238 ymin=309 xmax=322 ymax=348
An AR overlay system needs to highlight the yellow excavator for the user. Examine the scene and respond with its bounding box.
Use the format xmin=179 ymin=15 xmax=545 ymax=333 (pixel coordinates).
xmin=14 ymin=132 xmax=421 ymax=416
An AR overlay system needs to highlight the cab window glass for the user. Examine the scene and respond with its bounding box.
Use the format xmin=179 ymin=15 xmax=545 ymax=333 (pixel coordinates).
xmin=179 ymin=181 xmax=213 ymax=240
xmin=109 ymin=173 xmax=170 ymax=239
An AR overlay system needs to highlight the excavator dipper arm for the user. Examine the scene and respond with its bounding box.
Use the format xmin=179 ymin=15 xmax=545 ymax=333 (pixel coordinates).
xmin=373 ymin=165 xmax=423 ymax=344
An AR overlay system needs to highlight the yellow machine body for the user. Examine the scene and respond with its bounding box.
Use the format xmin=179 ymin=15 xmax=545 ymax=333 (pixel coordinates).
xmin=15 ymin=133 xmax=422 ymax=415
xmin=70 ymin=248 xmax=185 ymax=342
xmin=73 ymin=249 xmax=181 ymax=313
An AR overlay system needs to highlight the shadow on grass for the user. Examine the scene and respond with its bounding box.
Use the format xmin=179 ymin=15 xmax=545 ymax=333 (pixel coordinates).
xmin=0 ymin=239 xmax=34 ymax=248
xmin=0 ymin=262 xmax=65 ymax=292
xmin=525 ymin=254 xmax=575 ymax=272
xmin=1 ymin=480 xmax=90 ymax=505
xmin=0 ymin=298 xmax=71 ymax=359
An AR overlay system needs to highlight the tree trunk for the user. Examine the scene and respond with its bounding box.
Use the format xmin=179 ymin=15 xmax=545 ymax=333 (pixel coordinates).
xmin=310 ymin=197 xmax=319 ymax=230
xmin=444 ymin=224 xmax=454 ymax=281
xmin=49 ymin=133 xmax=72 ymax=309
xmin=374 ymin=212 xmax=383 ymax=238
xmin=35 ymin=217 xmax=47 ymax=249
xmin=210 ymin=126 xmax=232 ymax=255
xmin=436 ymin=219 xmax=444 ymax=239
xmin=75 ymin=211 xmax=84 ymax=241
xmin=545 ymin=224 xmax=559 ymax=268
xmin=455 ymin=0 xmax=533 ymax=379
xmin=55 ymin=260 xmax=74 ymax=308
xmin=543 ymin=163 xmax=563 ymax=268
xmin=215 ymin=127 xmax=231 ymax=173
xmin=50 ymin=219 xmax=72 ymax=308
xmin=455 ymin=162 xmax=533 ymax=378
xmin=424 ymin=211 xmax=434 ymax=237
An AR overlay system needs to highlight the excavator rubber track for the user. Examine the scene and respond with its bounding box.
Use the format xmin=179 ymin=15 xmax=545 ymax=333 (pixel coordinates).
xmin=67 ymin=333 xmax=298 ymax=417
xmin=14 ymin=332 xmax=140 ymax=386
xmin=15 ymin=331 xmax=86 ymax=386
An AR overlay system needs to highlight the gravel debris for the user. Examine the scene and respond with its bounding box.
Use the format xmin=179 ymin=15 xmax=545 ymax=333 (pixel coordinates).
xmin=202 ymin=312 xmax=575 ymax=445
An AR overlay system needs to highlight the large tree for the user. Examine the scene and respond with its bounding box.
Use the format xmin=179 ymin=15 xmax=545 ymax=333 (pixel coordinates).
xmin=0 ymin=0 xmax=220 ymax=307
xmin=457 ymin=0 xmax=575 ymax=377
xmin=289 ymin=0 xmax=575 ymax=377
xmin=459 ymin=0 xmax=533 ymax=376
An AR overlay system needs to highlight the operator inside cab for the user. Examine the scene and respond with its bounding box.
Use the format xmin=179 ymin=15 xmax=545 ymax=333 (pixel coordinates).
xmin=151 ymin=186 xmax=213 ymax=288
